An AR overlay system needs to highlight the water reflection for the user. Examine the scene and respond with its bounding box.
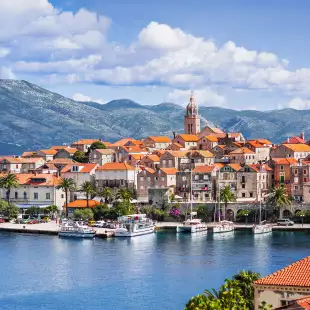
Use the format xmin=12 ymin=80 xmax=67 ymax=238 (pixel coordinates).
xmin=212 ymin=231 xmax=235 ymax=240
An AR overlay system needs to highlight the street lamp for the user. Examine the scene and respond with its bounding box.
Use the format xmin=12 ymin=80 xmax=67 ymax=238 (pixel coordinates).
xmin=301 ymin=213 xmax=305 ymax=227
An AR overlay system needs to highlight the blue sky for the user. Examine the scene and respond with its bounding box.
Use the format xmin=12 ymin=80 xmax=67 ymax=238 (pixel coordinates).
xmin=1 ymin=0 xmax=310 ymax=110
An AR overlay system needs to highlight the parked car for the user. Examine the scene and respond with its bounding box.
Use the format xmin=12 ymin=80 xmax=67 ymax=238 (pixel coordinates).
xmin=0 ymin=218 xmax=5 ymax=223
xmin=88 ymin=220 xmax=96 ymax=227
xmin=277 ymin=219 xmax=294 ymax=226
xmin=94 ymin=221 xmax=106 ymax=227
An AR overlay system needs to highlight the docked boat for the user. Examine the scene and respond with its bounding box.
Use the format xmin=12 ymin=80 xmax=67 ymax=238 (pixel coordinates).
xmin=211 ymin=220 xmax=234 ymax=233
xmin=177 ymin=218 xmax=208 ymax=233
xmin=252 ymin=220 xmax=272 ymax=234
xmin=58 ymin=222 xmax=96 ymax=238
xmin=114 ymin=214 xmax=155 ymax=237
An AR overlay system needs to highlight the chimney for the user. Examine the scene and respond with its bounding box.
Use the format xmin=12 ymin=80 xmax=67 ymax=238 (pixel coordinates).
xmin=301 ymin=132 xmax=305 ymax=141
xmin=287 ymin=137 xmax=290 ymax=143
xmin=173 ymin=131 xmax=176 ymax=139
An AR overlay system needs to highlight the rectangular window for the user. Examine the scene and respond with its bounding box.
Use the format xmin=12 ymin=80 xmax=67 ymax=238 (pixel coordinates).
xmin=46 ymin=193 xmax=51 ymax=199
xmin=140 ymin=177 xmax=144 ymax=181
xmin=250 ymin=192 xmax=253 ymax=198
xmin=242 ymin=193 xmax=246 ymax=198
xmin=294 ymin=186 xmax=298 ymax=190
xmin=304 ymin=178 xmax=307 ymax=183
xmin=34 ymin=192 xmax=38 ymax=200
xmin=304 ymin=170 xmax=307 ymax=175
xmin=294 ymin=169 xmax=298 ymax=175
xmin=15 ymin=192 xmax=18 ymax=199
xmin=242 ymin=184 xmax=245 ymax=189
xmin=61 ymin=194 xmax=64 ymax=199
xmin=280 ymin=165 xmax=284 ymax=170
xmin=161 ymin=177 xmax=165 ymax=181
xmin=203 ymin=175 xmax=208 ymax=180
xmin=140 ymin=185 xmax=144 ymax=190
xmin=195 ymin=175 xmax=199 ymax=180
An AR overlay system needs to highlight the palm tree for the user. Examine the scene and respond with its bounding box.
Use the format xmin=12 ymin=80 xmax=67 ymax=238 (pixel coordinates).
xmin=80 ymin=181 xmax=96 ymax=208
xmin=220 ymin=185 xmax=236 ymax=220
xmin=116 ymin=188 xmax=133 ymax=204
xmin=56 ymin=178 xmax=76 ymax=217
xmin=98 ymin=187 xmax=112 ymax=204
xmin=266 ymin=185 xmax=291 ymax=218
xmin=0 ymin=173 xmax=19 ymax=204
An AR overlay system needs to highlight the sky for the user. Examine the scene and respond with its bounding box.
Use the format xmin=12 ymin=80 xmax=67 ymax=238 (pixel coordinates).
xmin=1 ymin=0 xmax=310 ymax=110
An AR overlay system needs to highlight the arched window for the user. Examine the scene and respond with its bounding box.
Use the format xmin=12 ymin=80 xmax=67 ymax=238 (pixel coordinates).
xmin=23 ymin=192 xmax=27 ymax=199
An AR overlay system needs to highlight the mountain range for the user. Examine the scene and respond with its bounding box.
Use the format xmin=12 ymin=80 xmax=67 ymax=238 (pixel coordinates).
xmin=0 ymin=79 xmax=308 ymax=155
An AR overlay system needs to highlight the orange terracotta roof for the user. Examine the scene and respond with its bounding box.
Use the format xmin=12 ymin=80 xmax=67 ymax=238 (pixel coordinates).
xmin=226 ymin=164 xmax=242 ymax=171
xmin=152 ymin=150 xmax=166 ymax=156
xmin=255 ymin=256 xmax=310 ymax=287
xmin=246 ymin=141 xmax=265 ymax=148
xmin=176 ymin=134 xmax=199 ymax=142
xmin=248 ymin=164 xmax=273 ymax=172
xmin=214 ymin=163 xmax=225 ymax=169
xmin=142 ymin=155 xmax=160 ymax=162
xmin=214 ymin=145 xmax=226 ymax=150
xmin=14 ymin=173 xmax=62 ymax=186
xmin=201 ymin=135 xmax=218 ymax=142
xmin=50 ymin=145 xmax=69 ymax=150
xmin=169 ymin=142 xmax=184 ymax=148
xmin=164 ymin=150 xmax=188 ymax=157
xmin=192 ymin=150 xmax=215 ymax=158
xmin=255 ymin=139 xmax=273 ymax=145
xmin=139 ymin=167 xmax=156 ymax=174
xmin=147 ymin=136 xmax=171 ymax=143
xmin=97 ymin=162 xmax=135 ymax=171
xmin=110 ymin=138 xmax=136 ymax=147
xmin=129 ymin=154 xmax=143 ymax=160
xmin=21 ymin=151 xmax=38 ymax=157
xmin=193 ymin=165 xmax=216 ymax=173
xmin=39 ymin=149 xmax=57 ymax=155
xmin=229 ymin=147 xmax=255 ymax=154
xmin=95 ymin=149 xmax=115 ymax=155
xmin=61 ymin=163 xmax=97 ymax=173
xmin=71 ymin=139 xmax=100 ymax=145
xmin=160 ymin=168 xmax=178 ymax=174
xmin=0 ymin=156 xmax=22 ymax=164
xmin=66 ymin=200 xmax=100 ymax=208
xmin=49 ymin=158 xmax=75 ymax=164
xmin=213 ymin=132 xmax=242 ymax=138
xmin=283 ymin=144 xmax=310 ymax=152
xmin=57 ymin=147 xmax=78 ymax=154
xmin=122 ymin=146 xmax=147 ymax=153
xmin=37 ymin=163 xmax=58 ymax=170
xmin=273 ymin=158 xmax=298 ymax=165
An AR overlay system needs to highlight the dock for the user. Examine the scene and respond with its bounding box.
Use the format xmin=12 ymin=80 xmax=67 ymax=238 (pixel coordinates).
xmin=0 ymin=222 xmax=115 ymax=238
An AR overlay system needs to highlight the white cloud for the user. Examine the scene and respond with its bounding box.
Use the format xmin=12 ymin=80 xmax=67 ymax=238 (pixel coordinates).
xmin=283 ymin=97 xmax=310 ymax=110
xmin=0 ymin=48 xmax=10 ymax=58
xmin=72 ymin=93 xmax=106 ymax=104
xmin=167 ymin=89 xmax=226 ymax=107
xmin=0 ymin=66 xmax=16 ymax=79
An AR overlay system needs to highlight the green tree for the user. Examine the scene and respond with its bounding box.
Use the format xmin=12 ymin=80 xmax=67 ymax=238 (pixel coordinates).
xmin=25 ymin=206 xmax=41 ymax=217
xmin=73 ymin=208 xmax=94 ymax=221
xmin=56 ymin=178 xmax=76 ymax=217
xmin=220 ymin=185 xmax=236 ymax=220
xmin=89 ymin=141 xmax=106 ymax=151
xmin=0 ymin=200 xmax=19 ymax=219
xmin=73 ymin=150 xmax=88 ymax=163
xmin=98 ymin=187 xmax=113 ymax=204
xmin=93 ymin=203 xmax=109 ymax=220
xmin=80 ymin=181 xmax=96 ymax=208
xmin=237 ymin=209 xmax=250 ymax=224
xmin=0 ymin=173 xmax=19 ymax=203
xmin=185 ymin=270 xmax=269 ymax=310
xmin=266 ymin=185 xmax=291 ymax=217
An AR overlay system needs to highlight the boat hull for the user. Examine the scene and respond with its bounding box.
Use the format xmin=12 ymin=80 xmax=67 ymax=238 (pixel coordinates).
xmin=211 ymin=226 xmax=234 ymax=234
xmin=58 ymin=231 xmax=95 ymax=238
xmin=114 ymin=227 xmax=155 ymax=237
xmin=252 ymin=225 xmax=272 ymax=234
xmin=177 ymin=225 xmax=208 ymax=233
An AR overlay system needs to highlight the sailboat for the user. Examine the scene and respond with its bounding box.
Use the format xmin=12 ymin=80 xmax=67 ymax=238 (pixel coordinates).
xmin=252 ymin=165 xmax=272 ymax=234
xmin=210 ymin=170 xmax=234 ymax=233
xmin=177 ymin=164 xmax=208 ymax=233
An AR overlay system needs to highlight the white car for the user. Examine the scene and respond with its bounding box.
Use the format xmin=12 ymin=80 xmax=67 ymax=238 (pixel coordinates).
xmin=277 ymin=219 xmax=294 ymax=226
xmin=94 ymin=221 xmax=106 ymax=227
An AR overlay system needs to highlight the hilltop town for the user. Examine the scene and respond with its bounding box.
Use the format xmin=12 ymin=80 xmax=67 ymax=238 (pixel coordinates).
xmin=1 ymin=93 xmax=309 ymax=219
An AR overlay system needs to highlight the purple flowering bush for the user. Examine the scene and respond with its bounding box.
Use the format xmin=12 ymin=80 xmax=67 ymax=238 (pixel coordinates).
xmin=170 ymin=207 xmax=181 ymax=217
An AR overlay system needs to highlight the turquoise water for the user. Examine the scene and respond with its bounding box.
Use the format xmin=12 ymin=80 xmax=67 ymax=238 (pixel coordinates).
xmin=0 ymin=231 xmax=309 ymax=310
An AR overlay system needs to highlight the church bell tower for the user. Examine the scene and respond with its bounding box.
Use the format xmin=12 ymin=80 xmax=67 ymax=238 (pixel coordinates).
xmin=184 ymin=92 xmax=200 ymax=135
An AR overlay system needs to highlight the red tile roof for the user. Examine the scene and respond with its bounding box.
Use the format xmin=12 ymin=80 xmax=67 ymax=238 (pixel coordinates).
xmin=71 ymin=139 xmax=100 ymax=145
xmin=255 ymin=256 xmax=310 ymax=287
xmin=58 ymin=147 xmax=78 ymax=154
xmin=0 ymin=156 xmax=22 ymax=164
xmin=61 ymin=163 xmax=98 ymax=173
xmin=147 ymin=136 xmax=171 ymax=143
xmin=50 ymin=145 xmax=69 ymax=150
xmin=176 ymin=134 xmax=199 ymax=142
xmin=200 ymin=135 xmax=218 ymax=142
xmin=273 ymin=158 xmax=299 ymax=165
xmin=39 ymin=149 xmax=57 ymax=155
xmin=193 ymin=165 xmax=216 ymax=173
xmin=21 ymin=151 xmax=38 ymax=157
xmin=122 ymin=146 xmax=147 ymax=153
xmin=14 ymin=173 xmax=62 ymax=186
xmin=282 ymin=136 xmax=306 ymax=144
xmin=226 ymin=164 xmax=242 ymax=171
xmin=283 ymin=144 xmax=310 ymax=152
xmin=66 ymin=200 xmax=100 ymax=208
xmin=142 ymin=155 xmax=160 ymax=162
xmin=249 ymin=164 xmax=273 ymax=172
xmin=229 ymin=147 xmax=255 ymax=154
xmin=110 ymin=138 xmax=137 ymax=147
xmin=97 ymin=162 xmax=135 ymax=171
xmin=160 ymin=168 xmax=178 ymax=174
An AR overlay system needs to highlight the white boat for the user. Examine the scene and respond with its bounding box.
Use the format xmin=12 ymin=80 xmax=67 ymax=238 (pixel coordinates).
xmin=58 ymin=222 xmax=96 ymax=238
xmin=177 ymin=218 xmax=208 ymax=233
xmin=252 ymin=165 xmax=272 ymax=235
xmin=252 ymin=220 xmax=272 ymax=234
xmin=176 ymin=165 xmax=207 ymax=234
xmin=114 ymin=214 xmax=155 ymax=237
xmin=211 ymin=220 xmax=234 ymax=233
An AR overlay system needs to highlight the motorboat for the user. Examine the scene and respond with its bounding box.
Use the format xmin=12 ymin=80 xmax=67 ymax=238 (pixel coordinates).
xmin=114 ymin=214 xmax=155 ymax=237
xmin=177 ymin=218 xmax=208 ymax=233
xmin=58 ymin=222 xmax=96 ymax=238
xmin=211 ymin=220 xmax=234 ymax=233
xmin=252 ymin=220 xmax=272 ymax=234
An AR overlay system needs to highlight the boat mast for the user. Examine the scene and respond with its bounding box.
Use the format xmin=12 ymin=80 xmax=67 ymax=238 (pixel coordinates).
xmin=259 ymin=165 xmax=262 ymax=224
xmin=190 ymin=161 xmax=193 ymax=221
xmin=217 ymin=169 xmax=220 ymax=222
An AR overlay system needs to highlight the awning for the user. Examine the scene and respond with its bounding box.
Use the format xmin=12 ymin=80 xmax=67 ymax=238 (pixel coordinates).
xmin=16 ymin=204 xmax=50 ymax=209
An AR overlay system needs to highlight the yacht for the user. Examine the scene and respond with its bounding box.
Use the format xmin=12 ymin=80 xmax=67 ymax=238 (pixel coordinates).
xmin=211 ymin=220 xmax=234 ymax=233
xmin=58 ymin=222 xmax=96 ymax=238
xmin=177 ymin=217 xmax=208 ymax=233
xmin=252 ymin=220 xmax=272 ymax=234
xmin=114 ymin=214 xmax=155 ymax=237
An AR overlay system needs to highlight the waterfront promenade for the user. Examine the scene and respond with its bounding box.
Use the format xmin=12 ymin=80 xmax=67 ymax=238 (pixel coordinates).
xmin=1 ymin=221 xmax=310 ymax=237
